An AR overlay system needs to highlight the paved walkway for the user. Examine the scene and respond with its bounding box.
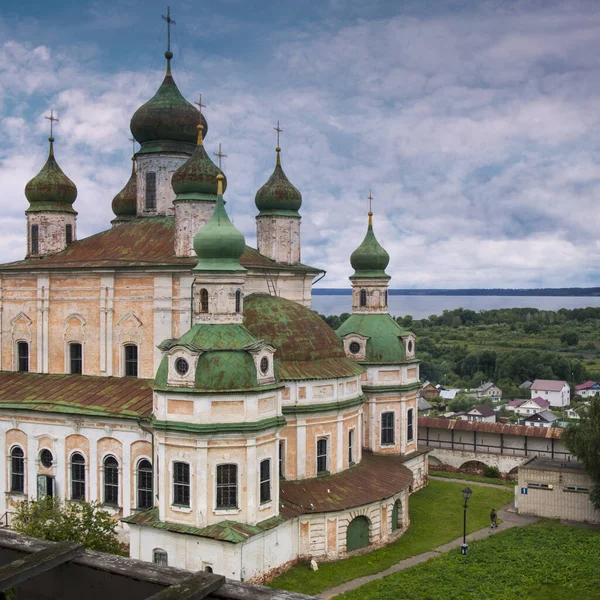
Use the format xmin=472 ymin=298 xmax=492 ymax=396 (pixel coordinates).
xmin=317 ymin=501 xmax=537 ymax=599
xmin=428 ymin=475 xmax=514 ymax=489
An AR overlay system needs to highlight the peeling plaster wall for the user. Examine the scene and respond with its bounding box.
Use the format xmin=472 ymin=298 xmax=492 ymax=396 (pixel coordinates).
xmin=174 ymin=201 xmax=216 ymax=257
xmin=256 ymin=216 xmax=301 ymax=265
xmin=27 ymin=212 xmax=76 ymax=257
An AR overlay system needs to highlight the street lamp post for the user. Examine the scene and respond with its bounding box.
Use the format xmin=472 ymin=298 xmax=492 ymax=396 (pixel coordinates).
xmin=461 ymin=486 xmax=472 ymax=555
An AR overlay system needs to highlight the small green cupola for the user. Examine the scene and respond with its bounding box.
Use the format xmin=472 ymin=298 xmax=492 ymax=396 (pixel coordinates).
xmin=25 ymin=137 xmax=77 ymax=214
xmin=172 ymin=124 xmax=226 ymax=201
xmin=350 ymin=211 xmax=390 ymax=281
xmin=111 ymin=157 xmax=137 ymax=225
xmin=130 ymin=51 xmax=205 ymax=155
xmin=255 ymin=147 xmax=302 ymax=216
xmin=193 ymin=175 xmax=246 ymax=272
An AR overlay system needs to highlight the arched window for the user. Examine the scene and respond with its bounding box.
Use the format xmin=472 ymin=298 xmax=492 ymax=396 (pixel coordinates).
xmin=381 ymin=412 xmax=395 ymax=445
xmin=235 ymin=289 xmax=242 ymax=313
xmin=204 ymin=566 xmax=213 ymax=573
xmin=216 ymin=464 xmax=238 ymax=509
xmin=200 ymin=289 xmax=209 ymax=313
xmin=259 ymin=459 xmax=271 ymax=504
xmin=137 ymin=459 xmax=153 ymax=509
xmin=359 ymin=289 xmax=367 ymax=307
xmin=145 ymin=172 xmax=157 ymax=210
xmin=103 ymin=456 xmax=119 ymax=506
xmin=124 ymin=344 xmax=138 ymax=377
xmin=66 ymin=224 xmax=73 ymax=245
xmin=392 ymin=499 xmax=402 ymax=532
xmin=153 ymin=548 xmax=168 ymax=566
xmin=173 ymin=462 xmax=190 ymax=507
xmin=317 ymin=438 xmax=328 ymax=474
xmin=279 ymin=440 xmax=285 ymax=480
xmin=10 ymin=447 xmax=24 ymax=493
xmin=407 ymin=408 xmax=414 ymax=442
xmin=31 ymin=225 xmax=39 ymax=255
xmin=348 ymin=429 xmax=355 ymax=465
xmin=70 ymin=343 xmax=82 ymax=375
xmin=385 ymin=290 xmax=388 ymax=307
xmin=71 ymin=452 xmax=86 ymax=500
xmin=17 ymin=341 xmax=29 ymax=372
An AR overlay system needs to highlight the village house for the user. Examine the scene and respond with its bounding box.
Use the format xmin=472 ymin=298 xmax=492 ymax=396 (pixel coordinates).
xmin=475 ymin=382 xmax=502 ymax=402
xmin=575 ymin=381 xmax=600 ymax=398
xmin=464 ymin=405 xmax=496 ymax=423
xmin=508 ymin=397 xmax=551 ymax=417
xmin=521 ymin=410 xmax=558 ymax=428
xmin=530 ymin=380 xmax=570 ymax=407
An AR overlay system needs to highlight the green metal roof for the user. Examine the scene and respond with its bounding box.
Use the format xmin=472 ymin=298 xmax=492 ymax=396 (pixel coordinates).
xmin=25 ymin=139 xmax=77 ymax=214
xmin=123 ymin=508 xmax=287 ymax=543
xmin=111 ymin=159 xmax=137 ymax=218
xmin=255 ymin=149 xmax=302 ymax=216
xmin=349 ymin=215 xmax=390 ymax=280
xmin=336 ymin=313 xmax=412 ymax=364
xmin=161 ymin=323 xmax=259 ymax=351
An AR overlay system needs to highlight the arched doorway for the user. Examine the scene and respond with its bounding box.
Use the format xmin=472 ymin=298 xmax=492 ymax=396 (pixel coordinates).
xmin=458 ymin=460 xmax=487 ymax=475
xmin=391 ymin=499 xmax=402 ymax=532
xmin=346 ymin=516 xmax=370 ymax=552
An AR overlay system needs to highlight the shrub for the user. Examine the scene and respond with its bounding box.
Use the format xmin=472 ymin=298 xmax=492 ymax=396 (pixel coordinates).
xmin=482 ymin=465 xmax=501 ymax=479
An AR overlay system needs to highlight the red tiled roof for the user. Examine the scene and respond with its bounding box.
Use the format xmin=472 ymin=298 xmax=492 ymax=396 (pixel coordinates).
xmin=0 ymin=217 xmax=321 ymax=274
xmin=0 ymin=371 xmax=153 ymax=418
xmin=280 ymin=451 xmax=413 ymax=517
xmin=419 ymin=416 xmax=563 ymax=439
xmin=531 ymin=379 xmax=567 ymax=392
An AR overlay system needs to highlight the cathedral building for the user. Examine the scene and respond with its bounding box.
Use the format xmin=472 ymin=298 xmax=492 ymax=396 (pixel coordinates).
xmin=0 ymin=43 xmax=427 ymax=582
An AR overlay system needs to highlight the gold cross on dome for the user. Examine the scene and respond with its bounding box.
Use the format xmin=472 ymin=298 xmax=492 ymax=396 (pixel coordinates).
xmin=194 ymin=94 xmax=206 ymax=116
xmin=214 ymin=143 xmax=227 ymax=169
xmin=274 ymin=120 xmax=283 ymax=146
xmin=368 ymin=190 xmax=374 ymax=212
xmin=45 ymin=109 xmax=59 ymax=137
xmin=162 ymin=6 xmax=176 ymax=53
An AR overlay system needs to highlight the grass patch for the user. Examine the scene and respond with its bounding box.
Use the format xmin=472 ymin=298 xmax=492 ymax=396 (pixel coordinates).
xmin=268 ymin=479 xmax=512 ymax=596
xmin=429 ymin=470 xmax=517 ymax=487
xmin=338 ymin=521 xmax=600 ymax=600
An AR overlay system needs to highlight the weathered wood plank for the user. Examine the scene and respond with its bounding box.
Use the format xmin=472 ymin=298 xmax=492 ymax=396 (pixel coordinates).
xmin=145 ymin=571 xmax=225 ymax=600
xmin=0 ymin=540 xmax=83 ymax=591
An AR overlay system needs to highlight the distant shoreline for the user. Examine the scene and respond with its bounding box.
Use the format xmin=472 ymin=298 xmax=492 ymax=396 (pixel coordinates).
xmin=313 ymin=288 xmax=600 ymax=297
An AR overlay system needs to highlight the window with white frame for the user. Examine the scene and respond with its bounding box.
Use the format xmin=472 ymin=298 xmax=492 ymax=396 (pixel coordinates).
xmin=407 ymin=408 xmax=414 ymax=442
xmin=259 ymin=459 xmax=271 ymax=504
xmin=216 ymin=464 xmax=238 ymax=509
xmin=70 ymin=343 xmax=83 ymax=375
xmin=145 ymin=172 xmax=157 ymax=210
xmin=153 ymin=548 xmax=168 ymax=566
xmin=348 ymin=429 xmax=355 ymax=465
xmin=103 ymin=456 xmax=119 ymax=506
xmin=71 ymin=452 xmax=86 ymax=500
xmin=10 ymin=446 xmax=24 ymax=493
xmin=137 ymin=459 xmax=153 ymax=509
xmin=17 ymin=341 xmax=29 ymax=372
xmin=279 ymin=440 xmax=285 ymax=479
xmin=124 ymin=344 xmax=138 ymax=377
xmin=173 ymin=462 xmax=190 ymax=506
xmin=31 ymin=224 xmax=39 ymax=255
xmin=359 ymin=289 xmax=367 ymax=307
xmin=317 ymin=438 xmax=328 ymax=474
xmin=381 ymin=412 xmax=395 ymax=445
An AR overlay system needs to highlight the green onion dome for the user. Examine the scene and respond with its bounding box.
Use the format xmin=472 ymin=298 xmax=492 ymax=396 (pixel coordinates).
xmin=193 ymin=175 xmax=246 ymax=272
xmin=25 ymin=138 xmax=77 ymax=214
xmin=111 ymin=158 xmax=137 ymax=218
xmin=255 ymin=148 xmax=302 ymax=216
xmin=130 ymin=52 xmax=206 ymax=154
xmin=171 ymin=126 xmax=227 ymax=200
xmin=350 ymin=212 xmax=390 ymax=280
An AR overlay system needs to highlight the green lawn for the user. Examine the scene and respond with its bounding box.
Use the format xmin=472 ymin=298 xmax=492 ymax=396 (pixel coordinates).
xmin=429 ymin=470 xmax=517 ymax=487
xmin=268 ymin=480 xmax=512 ymax=596
xmin=338 ymin=521 xmax=600 ymax=600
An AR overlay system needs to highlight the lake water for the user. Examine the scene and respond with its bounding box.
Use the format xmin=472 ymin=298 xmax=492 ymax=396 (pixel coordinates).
xmin=312 ymin=295 xmax=600 ymax=319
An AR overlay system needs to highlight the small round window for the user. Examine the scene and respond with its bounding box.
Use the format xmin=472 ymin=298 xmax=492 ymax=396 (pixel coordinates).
xmin=175 ymin=357 xmax=189 ymax=376
xmin=40 ymin=449 xmax=53 ymax=468
xmin=349 ymin=342 xmax=361 ymax=355
xmin=407 ymin=340 xmax=413 ymax=354
xmin=260 ymin=357 xmax=269 ymax=375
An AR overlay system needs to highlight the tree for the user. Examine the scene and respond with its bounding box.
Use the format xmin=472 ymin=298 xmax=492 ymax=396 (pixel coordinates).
xmin=11 ymin=497 xmax=127 ymax=555
xmin=560 ymin=331 xmax=579 ymax=347
xmin=562 ymin=398 xmax=600 ymax=510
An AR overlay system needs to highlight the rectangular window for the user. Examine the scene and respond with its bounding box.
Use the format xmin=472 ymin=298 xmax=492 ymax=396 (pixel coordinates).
xmin=564 ymin=486 xmax=590 ymax=493
xmin=348 ymin=429 xmax=354 ymax=465
xmin=66 ymin=224 xmax=73 ymax=244
xmin=71 ymin=457 xmax=86 ymax=500
xmin=125 ymin=345 xmax=138 ymax=377
xmin=216 ymin=464 xmax=238 ymax=509
xmin=381 ymin=412 xmax=395 ymax=445
xmin=31 ymin=225 xmax=39 ymax=255
xmin=103 ymin=458 xmax=119 ymax=506
xmin=137 ymin=460 xmax=153 ymax=509
xmin=70 ymin=343 xmax=82 ymax=375
xmin=407 ymin=409 xmax=414 ymax=442
xmin=173 ymin=462 xmax=190 ymax=506
xmin=279 ymin=440 xmax=285 ymax=479
xmin=260 ymin=459 xmax=271 ymax=504
xmin=317 ymin=438 xmax=328 ymax=474
xmin=145 ymin=172 xmax=157 ymax=210
xmin=17 ymin=342 xmax=29 ymax=372
xmin=528 ymin=482 xmax=553 ymax=490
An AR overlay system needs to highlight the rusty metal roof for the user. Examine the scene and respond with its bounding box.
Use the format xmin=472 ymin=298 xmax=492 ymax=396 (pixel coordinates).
xmin=419 ymin=416 xmax=563 ymax=439
xmin=280 ymin=451 xmax=413 ymax=517
xmin=0 ymin=217 xmax=320 ymax=273
xmin=0 ymin=371 xmax=152 ymax=418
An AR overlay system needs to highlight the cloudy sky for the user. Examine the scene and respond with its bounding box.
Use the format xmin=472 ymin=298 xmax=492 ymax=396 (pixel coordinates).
xmin=2 ymin=0 xmax=600 ymax=288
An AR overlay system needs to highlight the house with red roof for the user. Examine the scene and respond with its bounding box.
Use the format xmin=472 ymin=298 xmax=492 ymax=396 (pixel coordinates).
xmin=507 ymin=397 xmax=551 ymax=417
xmin=575 ymin=381 xmax=600 ymax=399
xmin=530 ymin=379 xmax=570 ymax=407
